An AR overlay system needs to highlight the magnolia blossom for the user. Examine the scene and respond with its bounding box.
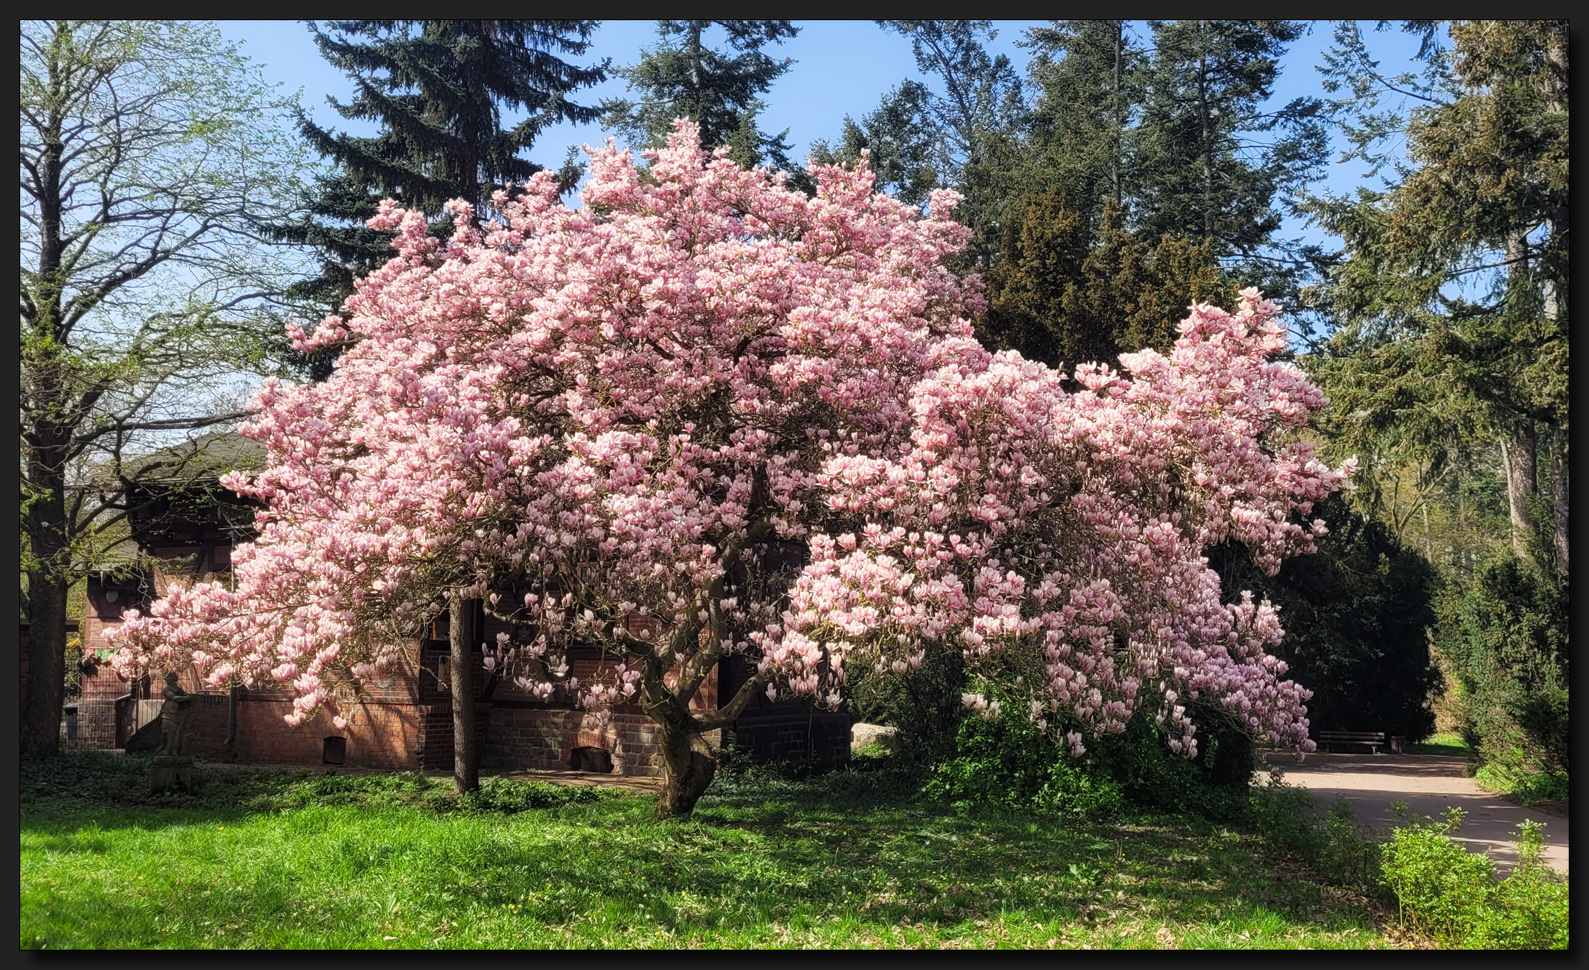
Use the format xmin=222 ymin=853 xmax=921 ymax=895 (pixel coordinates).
xmin=110 ymin=122 xmax=1347 ymax=759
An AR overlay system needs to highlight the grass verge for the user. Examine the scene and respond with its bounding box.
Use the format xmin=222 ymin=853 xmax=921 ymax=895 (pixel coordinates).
xmin=21 ymin=752 xmax=1399 ymax=950
xmin=1405 ymin=732 xmax=1470 ymax=758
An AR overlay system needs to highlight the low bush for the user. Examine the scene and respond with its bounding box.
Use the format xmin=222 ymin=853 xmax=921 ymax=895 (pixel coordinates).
xmin=1379 ymin=807 xmax=1567 ymax=949
xmin=1246 ymin=779 xmax=1385 ymax=898
xmin=921 ymin=710 xmax=1258 ymax=823
xmin=1435 ymin=546 xmax=1568 ymax=775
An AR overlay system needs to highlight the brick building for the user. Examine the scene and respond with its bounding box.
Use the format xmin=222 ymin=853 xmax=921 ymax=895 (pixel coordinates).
xmin=75 ymin=434 xmax=849 ymax=774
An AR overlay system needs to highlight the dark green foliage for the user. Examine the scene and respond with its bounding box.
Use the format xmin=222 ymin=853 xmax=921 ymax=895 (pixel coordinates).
xmin=20 ymin=751 xmax=605 ymax=816
xmin=809 ymin=80 xmax=939 ymax=207
xmin=978 ymin=193 xmax=1232 ymax=371
xmin=843 ymin=631 xmax=967 ymax=768
xmin=1022 ymin=21 xmax=1145 ymax=219
xmin=1306 ymin=21 xmax=1567 ymax=567
xmin=267 ymin=20 xmax=606 ymax=375
xmin=1131 ymin=22 xmax=1329 ymax=268
xmin=923 ymin=712 xmax=1262 ymax=824
xmin=869 ymin=21 xmax=1030 ymax=271
xmin=603 ymin=21 xmax=800 ymax=172
xmin=1207 ymin=493 xmax=1442 ymax=743
xmin=1435 ymin=546 xmax=1568 ymax=773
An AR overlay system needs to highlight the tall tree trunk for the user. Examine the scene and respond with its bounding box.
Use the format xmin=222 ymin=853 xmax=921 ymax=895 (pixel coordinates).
xmin=1197 ymin=26 xmax=1215 ymax=245
xmin=22 ymin=572 xmax=67 ymax=757
xmin=1111 ymin=22 xmax=1123 ymax=209
xmin=449 ymin=593 xmax=478 ymax=794
xmin=1501 ymin=419 xmax=1537 ymax=559
xmin=688 ymin=21 xmax=705 ymax=123
xmin=1548 ymin=424 xmax=1567 ymax=575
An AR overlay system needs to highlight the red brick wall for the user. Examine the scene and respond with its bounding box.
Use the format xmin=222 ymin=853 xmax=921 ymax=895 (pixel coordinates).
xmin=233 ymin=691 xmax=426 ymax=770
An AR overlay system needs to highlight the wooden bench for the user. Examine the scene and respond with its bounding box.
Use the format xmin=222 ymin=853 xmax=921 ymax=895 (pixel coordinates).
xmin=1316 ymin=730 xmax=1388 ymax=754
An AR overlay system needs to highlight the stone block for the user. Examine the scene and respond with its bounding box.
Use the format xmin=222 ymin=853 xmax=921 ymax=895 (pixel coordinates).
xmin=151 ymin=755 xmax=195 ymax=794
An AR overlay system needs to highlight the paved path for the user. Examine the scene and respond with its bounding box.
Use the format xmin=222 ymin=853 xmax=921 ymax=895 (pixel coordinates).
xmin=1260 ymin=752 xmax=1567 ymax=874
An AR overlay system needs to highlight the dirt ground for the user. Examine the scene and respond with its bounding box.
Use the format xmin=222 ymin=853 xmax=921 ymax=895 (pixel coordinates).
xmin=1259 ymin=752 xmax=1568 ymax=874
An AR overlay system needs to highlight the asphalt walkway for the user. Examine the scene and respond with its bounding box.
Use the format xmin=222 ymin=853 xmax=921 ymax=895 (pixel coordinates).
xmin=1260 ymin=752 xmax=1567 ymax=874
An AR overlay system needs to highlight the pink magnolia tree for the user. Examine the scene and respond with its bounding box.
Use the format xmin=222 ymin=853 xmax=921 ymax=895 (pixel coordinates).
xmin=110 ymin=123 xmax=1350 ymax=817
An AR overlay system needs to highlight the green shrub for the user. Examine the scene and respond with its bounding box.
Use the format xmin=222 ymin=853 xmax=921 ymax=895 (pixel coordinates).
xmin=922 ymin=709 xmax=1257 ymax=823
xmin=1208 ymin=493 xmax=1442 ymax=742
xmin=1245 ymin=780 xmax=1385 ymax=897
xmin=1379 ymin=808 xmax=1567 ymax=949
xmin=1380 ymin=807 xmax=1496 ymax=941
xmin=1468 ymin=822 xmax=1569 ymax=949
xmin=1435 ymin=547 xmax=1568 ymax=774
xmin=843 ymin=635 xmax=967 ymax=765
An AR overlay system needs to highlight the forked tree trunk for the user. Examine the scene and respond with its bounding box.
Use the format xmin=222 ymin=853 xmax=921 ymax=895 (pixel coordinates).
xmin=449 ymin=594 xmax=479 ymax=794
xmin=656 ymin=721 xmax=718 ymax=820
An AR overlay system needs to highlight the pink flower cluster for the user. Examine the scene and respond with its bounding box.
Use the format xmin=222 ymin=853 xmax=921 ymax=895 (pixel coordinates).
xmin=109 ymin=122 xmax=1347 ymax=756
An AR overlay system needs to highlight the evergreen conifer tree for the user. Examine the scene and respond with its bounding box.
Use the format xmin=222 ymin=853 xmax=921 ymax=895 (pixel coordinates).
xmin=269 ymin=20 xmax=607 ymax=377
xmin=979 ymin=194 xmax=1230 ymax=371
xmin=602 ymin=21 xmax=799 ymax=171
xmin=1129 ymin=21 xmax=1328 ymax=303
xmin=1023 ymin=21 xmax=1145 ymax=220
xmin=1308 ymin=20 xmax=1567 ymax=568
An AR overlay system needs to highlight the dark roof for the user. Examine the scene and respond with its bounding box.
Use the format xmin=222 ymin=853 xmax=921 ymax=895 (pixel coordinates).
xmin=119 ymin=432 xmax=266 ymax=487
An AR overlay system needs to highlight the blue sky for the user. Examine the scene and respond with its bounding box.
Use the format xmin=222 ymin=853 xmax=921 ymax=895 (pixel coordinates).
xmin=216 ymin=21 xmax=1433 ymax=249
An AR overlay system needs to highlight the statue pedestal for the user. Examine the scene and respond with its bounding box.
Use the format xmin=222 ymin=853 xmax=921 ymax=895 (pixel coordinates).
xmin=151 ymin=755 xmax=195 ymax=794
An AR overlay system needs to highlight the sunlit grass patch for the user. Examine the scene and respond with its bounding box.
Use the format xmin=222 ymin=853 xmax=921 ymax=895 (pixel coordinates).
xmin=22 ymin=753 xmax=1396 ymax=949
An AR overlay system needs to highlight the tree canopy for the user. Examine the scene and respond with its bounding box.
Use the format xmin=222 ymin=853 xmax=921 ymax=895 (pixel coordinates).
xmin=266 ymin=19 xmax=608 ymax=362
xmin=20 ymin=19 xmax=307 ymax=755
xmin=111 ymin=124 xmax=1349 ymax=815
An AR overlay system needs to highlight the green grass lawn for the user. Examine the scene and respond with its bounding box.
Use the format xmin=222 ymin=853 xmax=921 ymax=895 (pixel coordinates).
xmin=21 ymin=753 xmax=1401 ymax=949
xmin=1406 ymin=732 xmax=1471 ymax=757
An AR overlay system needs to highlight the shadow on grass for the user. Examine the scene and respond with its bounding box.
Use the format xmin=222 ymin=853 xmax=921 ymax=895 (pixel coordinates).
xmin=22 ymin=753 xmax=1386 ymax=948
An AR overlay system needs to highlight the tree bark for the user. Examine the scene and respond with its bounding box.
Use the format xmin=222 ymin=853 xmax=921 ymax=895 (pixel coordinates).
xmin=1549 ymin=424 xmax=1567 ymax=575
xmin=449 ymin=593 xmax=479 ymax=794
xmin=22 ymin=572 xmax=67 ymax=757
xmin=655 ymin=717 xmax=718 ymax=820
xmin=1502 ymin=419 xmax=1538 ymax=559
xmin=1198 ymin=23 xmax=1215 ymax=245
xmin=1111 ymin=22 xmax=1123 ymax=209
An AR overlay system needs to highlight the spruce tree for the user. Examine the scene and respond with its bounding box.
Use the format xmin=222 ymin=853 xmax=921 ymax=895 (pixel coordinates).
xmin=602 ymin=21 xmax=799 ymax=171
xmin=1023 ymin=21 xmax=1146 ymax=220
xmin=1129 ymin=21 xmax=1328 ymax=301
xmin=269 ymin=20 xmax=607 ymax=377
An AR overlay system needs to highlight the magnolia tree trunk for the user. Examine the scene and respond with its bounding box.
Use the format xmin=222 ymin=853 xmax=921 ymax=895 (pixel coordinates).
xmin=639 ymin=621 xmax=766 ymax=819
xmin=656 ymin=720 xmax=720 ymax=820
xmin=449 ymin=594 xmax=479 ymax=794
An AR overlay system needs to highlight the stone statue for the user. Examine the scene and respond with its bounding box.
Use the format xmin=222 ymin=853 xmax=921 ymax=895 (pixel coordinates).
xmin=156 ymin=672 xmax=194 ymax=757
